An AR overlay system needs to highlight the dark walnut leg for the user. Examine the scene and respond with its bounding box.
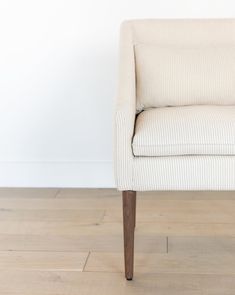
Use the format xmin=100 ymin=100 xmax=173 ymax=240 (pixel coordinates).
xmin=122 ymin=190 xmax=136 ymax=280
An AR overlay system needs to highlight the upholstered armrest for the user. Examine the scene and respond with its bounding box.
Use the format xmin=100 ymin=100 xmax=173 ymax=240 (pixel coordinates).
xmin=114 ymin=22 xmax=136 ymax=190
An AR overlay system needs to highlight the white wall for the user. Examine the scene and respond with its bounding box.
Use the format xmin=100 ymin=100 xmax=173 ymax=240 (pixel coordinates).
xmin=0 ymin=0 xmax=235 ymax=187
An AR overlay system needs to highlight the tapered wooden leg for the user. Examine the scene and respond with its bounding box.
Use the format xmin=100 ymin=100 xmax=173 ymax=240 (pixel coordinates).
xmin=122 ymin=190 xmax=136 ymax=280
xmin=133 ymin=194 xmax=136 ymax=228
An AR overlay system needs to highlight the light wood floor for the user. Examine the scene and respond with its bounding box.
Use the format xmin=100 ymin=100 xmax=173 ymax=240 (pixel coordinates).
xmin=0 ymin=189 xmax=235 ymax=294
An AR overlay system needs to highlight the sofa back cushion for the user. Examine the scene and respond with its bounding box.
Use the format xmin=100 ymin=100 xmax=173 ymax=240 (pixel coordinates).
xmin=135 ymin=44 xmax=235 ymax=111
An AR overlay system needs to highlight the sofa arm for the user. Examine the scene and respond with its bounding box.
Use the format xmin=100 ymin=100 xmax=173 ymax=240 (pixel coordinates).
xmin=114 ymin=21 xmax=136 ymax=190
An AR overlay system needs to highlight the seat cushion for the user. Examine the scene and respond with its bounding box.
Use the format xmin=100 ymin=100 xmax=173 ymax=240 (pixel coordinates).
xmin=132 ymin=106 xmax=235 ymax=156
xmin=135 ymin=45 xmax=235 ymax=111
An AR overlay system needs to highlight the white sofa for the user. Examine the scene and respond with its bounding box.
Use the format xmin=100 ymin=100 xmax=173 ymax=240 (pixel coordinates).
xmin=114 ymin=19 xmax=235 ymax=280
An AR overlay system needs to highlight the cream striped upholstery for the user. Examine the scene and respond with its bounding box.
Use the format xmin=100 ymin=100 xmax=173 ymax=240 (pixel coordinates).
xmin=135 ymin=45 xmax=235 ymax=111
xmin=132 ymin=156 xmax=235 ymax=191
xmin=133 ymin=106 xmax=235 ymax=156
xmin=114 ymin=19 xmax=235 ymax=191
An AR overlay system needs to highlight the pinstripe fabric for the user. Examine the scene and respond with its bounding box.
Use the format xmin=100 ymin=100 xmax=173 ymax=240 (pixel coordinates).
xmin=133 ymin=106 xmax=235 ymax=156
xmin=135 ymin=45 xmax=235 ymax=110
xmin=115 ymin=156 xmax=235 ymax=191
xmin=131 ymin=19 xmax=235 ymax=45
xmin=114 ymin=19 xmax=235 ymax=191
xmin=114 ymin=22 xmax=136 ymax=190
xmin=115 ymin=109 xmax=134 ymax=190
xmin=132 ymin=156 xmax=235 ymax=191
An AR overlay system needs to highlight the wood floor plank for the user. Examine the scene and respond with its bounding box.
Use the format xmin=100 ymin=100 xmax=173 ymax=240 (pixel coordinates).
xmin=0 ymin=234 xmax=166 ymax=252
xmin=0 ymin=221 xmax=235 ymax=237
xmin=0 ymin=251 xmax=88 ymax=271
xmin=0 ymin=197 xmax=121 ymax=210
xmin=1 ymin=198 xmax=235 ymax=210
xmin=136 ymin=222 xmax=235 ymax=237
xmin=85 ymin=252 xmax=235 ymax=275
xmin=2 ymin=187 xmax=223 ymax=201
xmin=0 ymin=188 xmax=58 ymax=198
xmin=57 ymin=188 xmax=119 ymax=198
xmin=168 ymin=237 xmax=235 ymax=254
xmin=0 ymin=221 xmax=123 ymax=236
xmin=0 ymin=271 xmax=235 ymax=295
xmin=58 ymin=189 xmax=235 ymax=200
xmin=104 ymin=204 xmax=235 ymax=223
xmin=0 ymin=209 xmax=104 ymax=224
xmin=0 ymin=188 xmax=235 ymax=294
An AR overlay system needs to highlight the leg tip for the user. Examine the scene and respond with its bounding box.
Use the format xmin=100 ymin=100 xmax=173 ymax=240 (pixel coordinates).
xmin=126 ymin=277 xmax=133 ymax=281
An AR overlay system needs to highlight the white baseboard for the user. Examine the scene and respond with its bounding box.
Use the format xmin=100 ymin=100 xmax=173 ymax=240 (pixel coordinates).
xmin=0 ymin=161 xmax=115 ymax=188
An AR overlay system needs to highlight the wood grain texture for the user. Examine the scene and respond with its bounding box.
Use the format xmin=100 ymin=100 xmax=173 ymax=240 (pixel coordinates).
xmin=123 ymin=191 xmax=136 ymax=279
xmin=1 ymin=271 xmax=235 ymax=295
xmin=104 ymin=201 xmax=235 ymax=223
xmin=0 ymin=221 xmax=235 ymax=237
xmin=0 ymin=234 xmax=166 ymax=252
xmin=0 ymin=188 xmax=234 ymax=294
xmin=0 ymin=251 xmax=88 ymax=271
xmin=57 ymin=189 xmax=235 ymax=200
xmin=168 ymin=236 xmax=235 ymax=254
xmin=0 ymin=209 xmax=105 ymax=223
xmin=85 ymin=252 xmax=235 ymax=274
xmin=0 ymin=188 xmax=58 ymax=198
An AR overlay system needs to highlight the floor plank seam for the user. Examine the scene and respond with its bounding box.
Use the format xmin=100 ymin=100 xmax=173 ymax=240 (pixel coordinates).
xmin=83 ymin=251 xmax=91 ymax=272
xmin=83 ymin=270 xmax=235 ymax=275
xmin=0 ymin=249 xmax=93 ymax=253
xmin=117 ymin=222 xmax=235 ymax=225
xmin=54 ymin=189 xmax=61 ymax=198
xmin=98 ymin=210 xmax=107 ymax=224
